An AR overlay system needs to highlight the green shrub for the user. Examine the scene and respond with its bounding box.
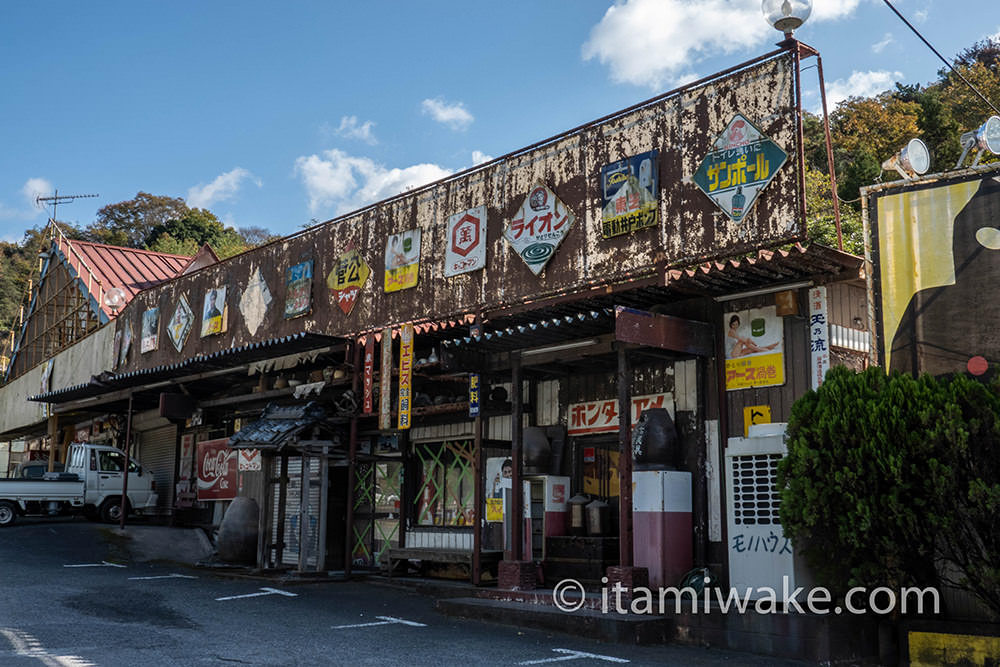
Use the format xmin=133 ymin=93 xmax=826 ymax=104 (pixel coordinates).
xmin=778 ymin=366 xmax=1000 ymax=617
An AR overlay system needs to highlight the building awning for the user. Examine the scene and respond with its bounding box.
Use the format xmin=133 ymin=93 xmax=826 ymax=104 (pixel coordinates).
xmin=229 ymin=401 xmax=349 ymax=455
xmin=437 ymin=243 xmax=863 ymax=353
xmin=28 ymin=332 xmax=343 ymax=404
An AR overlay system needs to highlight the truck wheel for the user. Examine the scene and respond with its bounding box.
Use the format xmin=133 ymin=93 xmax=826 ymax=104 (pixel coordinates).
xmin=0 ymin=500 xmax=17 ymax=527
xmin=100 ymin=498 xmax=128 ymax=524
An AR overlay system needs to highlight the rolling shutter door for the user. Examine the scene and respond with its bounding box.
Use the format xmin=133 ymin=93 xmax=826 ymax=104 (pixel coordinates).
xmin=140 ymin=425 xmax=176 ymax=515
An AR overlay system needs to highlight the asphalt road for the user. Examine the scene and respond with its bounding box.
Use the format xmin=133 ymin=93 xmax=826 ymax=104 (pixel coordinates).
xmin=0 ymin=518 xmax=807 ymax=666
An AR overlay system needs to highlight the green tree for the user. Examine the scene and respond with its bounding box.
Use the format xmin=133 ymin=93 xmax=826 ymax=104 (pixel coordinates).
xmin=146 ymin=208 xmax=247 ymax=259
xmin=87 ymin=192 xmax=189 ymax=248
xmin=803 ymin=164 xmax=864 ymax=254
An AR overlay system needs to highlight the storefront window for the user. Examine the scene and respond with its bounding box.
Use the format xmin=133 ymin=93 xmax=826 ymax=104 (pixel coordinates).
xmin=415 ymin=440 xmax=474 ymax=526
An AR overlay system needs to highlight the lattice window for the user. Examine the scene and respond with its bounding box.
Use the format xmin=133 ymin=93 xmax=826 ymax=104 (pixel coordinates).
xmin=730 ymin=453 xmax=782 ymax=525
xmin=415 ymin=440 xmax=474 ymax=526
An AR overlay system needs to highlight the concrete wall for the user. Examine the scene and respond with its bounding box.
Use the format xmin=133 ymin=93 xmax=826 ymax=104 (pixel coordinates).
xmin=0 ymin=324 xmax=114 ymax=436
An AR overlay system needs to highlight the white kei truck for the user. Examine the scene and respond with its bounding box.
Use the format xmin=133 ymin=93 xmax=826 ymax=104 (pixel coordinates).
xmin=0 ymin=442 xmax=158 ymax=526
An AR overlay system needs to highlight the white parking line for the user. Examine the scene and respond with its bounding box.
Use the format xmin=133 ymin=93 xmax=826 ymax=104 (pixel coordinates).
xmin=0 ymin=627 xmax=96 ymax=667
xmin=63 ymin=561 xmax=126 ymax=568
xmin=215 ymin=587 xmax=297 ymax=601
xmin=332 ymin=615 xmax=427 ymax=629
xmin=518 ymin=648 xmax=630 ymax=665
xmin=128 ymin=573 xmax=198 ymax=581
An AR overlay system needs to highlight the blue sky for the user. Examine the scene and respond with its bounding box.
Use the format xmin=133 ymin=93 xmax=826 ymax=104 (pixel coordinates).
xmin=1 ymin=0 xmax=997 ymax=244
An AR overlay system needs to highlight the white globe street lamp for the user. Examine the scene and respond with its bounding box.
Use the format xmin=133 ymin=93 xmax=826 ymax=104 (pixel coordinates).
xmin=762 ymin=0 xmax=813 ymax=38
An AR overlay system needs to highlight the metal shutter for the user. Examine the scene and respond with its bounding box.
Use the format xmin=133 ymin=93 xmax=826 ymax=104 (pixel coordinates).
xmin=139 ymin=425 xmax=177 ymax=515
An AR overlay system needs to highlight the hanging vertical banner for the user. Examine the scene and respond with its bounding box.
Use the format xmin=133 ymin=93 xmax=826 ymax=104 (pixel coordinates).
xmin=809 ymin=286 xmax=830 ymax=389
xmin=379 ymin=328 xmax=393 ymax=430
xmin=397 ymin=323 xmax=414 ymax=430
xmin=468 ymin=373 xmax=481 ymax=417
xmin=384 ymin=229 xmax=421 ymax=292
xmin=444 ymin=206 xmax=487 ymax=277
xmin=363 ymin=336 xmax=375 ymax=414
xmin=600 ymin=150 xmax=659 ymax=238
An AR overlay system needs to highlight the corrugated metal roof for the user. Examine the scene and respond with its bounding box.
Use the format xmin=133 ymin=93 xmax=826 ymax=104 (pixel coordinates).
xmin=55 ymin=237 xmax=190 ymax=317
xmin=438 ymin=243 xmax=863 ymax=352
xmin=27 ymin=332 xmax=342 ymax=403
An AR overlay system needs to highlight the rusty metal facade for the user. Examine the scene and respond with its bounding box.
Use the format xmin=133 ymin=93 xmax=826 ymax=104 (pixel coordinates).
xmin=113 ymin=51 xmax=802 ymax=374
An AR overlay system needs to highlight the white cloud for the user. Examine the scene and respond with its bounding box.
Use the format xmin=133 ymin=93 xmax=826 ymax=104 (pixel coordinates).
xmin=914 ymin=9 xmax=929 ymax=23
xmin=0 ymin=177 xmax=52 ymax=222
xmin=421 ymin=98 xmax=474 ymax=131
xmin=23 ymin=178 xmax=52 ymax=209
xmin=871 ymin=33 xmax=894 ymax=54
xmin=294 ymin=149 xmax=452 ymax=217
xmin=810 ymin=0 xmax=863 ymax=22
xmin=824 ymin=70 xmax=903 ymax=110
xmin=471 ymin=150 xmax=494 ymax=165
xmin=331 ymin=115 xmax=377 ymax=144
xmin=583 ymin=0 xmax=867 ymax=89
xmin=582 ymin=0 xmax=771 ymax=89
xmin=187 ymin=168 xmax=260 ymax=209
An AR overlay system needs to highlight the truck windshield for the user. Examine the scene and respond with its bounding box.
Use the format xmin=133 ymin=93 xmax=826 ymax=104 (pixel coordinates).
xmin=98 ymin=451 xmax=139 ymax=473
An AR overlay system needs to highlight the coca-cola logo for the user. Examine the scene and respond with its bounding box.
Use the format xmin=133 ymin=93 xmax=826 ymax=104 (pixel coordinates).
xmin=200 ymin=449 xmax=234 ymax=490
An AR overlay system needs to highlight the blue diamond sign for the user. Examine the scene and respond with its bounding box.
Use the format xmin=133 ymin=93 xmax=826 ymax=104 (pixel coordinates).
xmin=693 ymin=114 xmax=787 ymax=224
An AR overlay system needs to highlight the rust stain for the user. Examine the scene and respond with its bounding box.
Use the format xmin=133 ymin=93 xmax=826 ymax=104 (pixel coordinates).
xmin=115 ymin=52 xmax=801 ymax=372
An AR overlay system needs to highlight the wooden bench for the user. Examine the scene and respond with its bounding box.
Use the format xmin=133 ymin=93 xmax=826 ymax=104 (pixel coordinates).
xmin=387 ymin=548 xmax=502 ymax=583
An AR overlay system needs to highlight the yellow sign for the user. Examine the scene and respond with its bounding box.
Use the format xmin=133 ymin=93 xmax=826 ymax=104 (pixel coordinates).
xmin=486 ymin=497 xmax=503 ymax=522
xmin=725 ymin=351 xmax=784 ymax=390
xmin=327 ymin=249 xmax=370 ymax=315
xmin=743 ymin=405 xmax=772 ymax=437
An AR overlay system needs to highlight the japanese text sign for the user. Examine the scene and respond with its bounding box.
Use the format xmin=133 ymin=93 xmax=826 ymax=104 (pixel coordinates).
xmin=445 ymin=206 xmax=487 ymax=277
xmin=693 ymin=114 xmax=787 ymax=224
xmin=327 ymin=249 xmax=370 ymax=315
xmin=724 ymin=305 xmax=785 ymax=391
xmin=384 ymin=229 xmax=420 ymax=293
xmin=568 ymin=392 xmax=672 ymax=436
xmin=600 ymin=150 xmax=659 ymax=238
xmin=809 ymin=286 xmax=830 ymax=389
xmin=504 ymin=183 xmax=575 ymax=275
xmin=397 ymin=324 xmax=413 ymax=430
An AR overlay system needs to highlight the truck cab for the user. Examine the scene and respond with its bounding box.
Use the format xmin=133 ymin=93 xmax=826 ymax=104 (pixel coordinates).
xmin=65 ymin=443 xmax=158 ymax=523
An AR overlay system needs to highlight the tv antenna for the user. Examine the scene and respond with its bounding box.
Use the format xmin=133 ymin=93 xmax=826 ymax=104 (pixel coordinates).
xmin=35 ymin=190 xmax=99 ymax=223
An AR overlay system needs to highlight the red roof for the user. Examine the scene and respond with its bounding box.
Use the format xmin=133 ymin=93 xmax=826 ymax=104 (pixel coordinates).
xmin=55 ymin=238 xmax=191 ymax=317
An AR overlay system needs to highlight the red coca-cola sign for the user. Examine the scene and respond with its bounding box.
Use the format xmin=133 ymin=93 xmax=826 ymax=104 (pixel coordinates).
xmin=196 ymin=438 xmax=238 ymax=501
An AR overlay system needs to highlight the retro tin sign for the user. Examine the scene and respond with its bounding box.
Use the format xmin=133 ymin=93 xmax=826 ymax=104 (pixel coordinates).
xmin=693 ymin=114 xmax=787 ymax=224
xmin=445 ymin=205 xmax=487 ymax=277
xmin=327 ymin=248 xmax=370 ymax=315
xmin=600 ymin=150 xmax=659 ymax=239
xmin=504 ymin=183 xmax=575 ymax=276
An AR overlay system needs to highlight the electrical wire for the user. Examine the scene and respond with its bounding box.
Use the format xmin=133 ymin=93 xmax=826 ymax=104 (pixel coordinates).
xmin=882 ymin=0 xmax=1000 ymax=115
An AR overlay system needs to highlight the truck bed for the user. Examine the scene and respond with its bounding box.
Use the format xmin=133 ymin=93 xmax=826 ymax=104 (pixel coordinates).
xmin=0 ymin=478 xmax=86 ymax=503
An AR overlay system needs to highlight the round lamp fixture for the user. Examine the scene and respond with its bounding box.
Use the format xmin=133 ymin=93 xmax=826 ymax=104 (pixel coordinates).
xmin=762 ymin=0 xmax=812 ymax=36
xmin=976 ymin=115 xmax=1000 ymax=155
xmin=103 ymin=287 xmax=126 ymax=314
xmin=882 ymin=138 xmax=931 ymax=180
xmin=899 ymin=138 xmax=931 ymax=175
